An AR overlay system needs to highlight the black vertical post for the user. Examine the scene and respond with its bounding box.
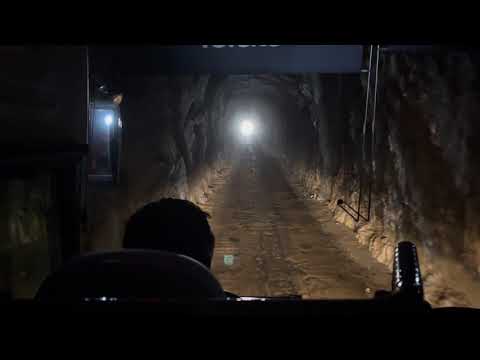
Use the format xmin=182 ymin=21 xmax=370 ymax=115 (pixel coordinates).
xmin=337 ymin=45 xmax=381 ymax=222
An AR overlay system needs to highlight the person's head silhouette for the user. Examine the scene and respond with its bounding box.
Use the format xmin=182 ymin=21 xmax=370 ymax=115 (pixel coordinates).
xmin=123 ymin=198 xmax=215 ymax=268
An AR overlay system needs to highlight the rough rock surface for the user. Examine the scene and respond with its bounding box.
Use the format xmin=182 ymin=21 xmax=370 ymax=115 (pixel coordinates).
xmin=87 ymin=76 xmax=229 ymax=251
xmin=283 ymin=51 xmax=480 ymax=307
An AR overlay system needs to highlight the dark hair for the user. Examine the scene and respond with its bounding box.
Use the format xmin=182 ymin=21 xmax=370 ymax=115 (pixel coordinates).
xmin=123 ymin=198 xmax=215 ymax=268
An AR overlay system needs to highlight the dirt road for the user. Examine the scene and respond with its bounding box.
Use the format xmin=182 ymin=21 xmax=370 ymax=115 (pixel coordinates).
xmin=203 ymin=148 xmax=391 ymax=299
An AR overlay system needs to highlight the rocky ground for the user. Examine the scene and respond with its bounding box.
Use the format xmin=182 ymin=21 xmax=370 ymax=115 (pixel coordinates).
xmin=202 ymin=147 xmax=392 ymax=299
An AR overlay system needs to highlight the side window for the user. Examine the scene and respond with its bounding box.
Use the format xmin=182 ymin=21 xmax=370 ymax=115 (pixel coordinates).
xmin=88 ymin=105 xmax=122 ymax=183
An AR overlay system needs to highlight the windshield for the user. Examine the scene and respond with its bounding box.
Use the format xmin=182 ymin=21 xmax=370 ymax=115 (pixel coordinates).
xmin=1 ymin=45 xmax=480 ymax=308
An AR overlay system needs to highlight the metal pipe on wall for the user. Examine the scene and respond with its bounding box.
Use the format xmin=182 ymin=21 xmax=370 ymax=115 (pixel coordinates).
xmin=337 ymin=45 xmax=380 ymax=222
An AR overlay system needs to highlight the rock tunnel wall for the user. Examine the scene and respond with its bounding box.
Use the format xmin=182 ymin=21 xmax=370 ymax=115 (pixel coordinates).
xmin=284 ymin=50 xmax=480 ymax=306
xmin=86 ymin=75 xmax=230 ymax=251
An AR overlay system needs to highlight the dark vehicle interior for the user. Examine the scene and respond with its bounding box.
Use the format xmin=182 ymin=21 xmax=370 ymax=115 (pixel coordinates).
xmin=8 ymin=241 xmax=476 ymax=318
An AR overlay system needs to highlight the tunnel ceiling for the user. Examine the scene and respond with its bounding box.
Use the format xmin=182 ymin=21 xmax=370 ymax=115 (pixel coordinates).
xmin=220 ymin=74 xmax=311 ymax=110
xmin=224 ymin=75 xmax=300 ymax=96
xmin=92 ymin=45 xmax=334 ymax=108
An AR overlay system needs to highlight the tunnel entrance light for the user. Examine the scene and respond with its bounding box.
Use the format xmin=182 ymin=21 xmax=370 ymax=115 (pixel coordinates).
xmin=239 ymin=119 xmax=255 ymax=137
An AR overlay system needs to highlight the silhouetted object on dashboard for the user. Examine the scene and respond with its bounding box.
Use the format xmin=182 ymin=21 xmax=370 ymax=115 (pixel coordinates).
xmin=123 ymin=198 xmax=215 ymax=269
xmin=391 ymin=241 xmax=424 ymax=301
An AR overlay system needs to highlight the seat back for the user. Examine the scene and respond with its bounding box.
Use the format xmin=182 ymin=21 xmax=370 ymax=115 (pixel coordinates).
xmin=35 ymin=250 xmax=225 ymax=302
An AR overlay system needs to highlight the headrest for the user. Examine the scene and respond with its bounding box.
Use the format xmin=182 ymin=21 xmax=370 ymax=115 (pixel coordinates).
xmin=35 ymin=250 xmax=225 ymax=302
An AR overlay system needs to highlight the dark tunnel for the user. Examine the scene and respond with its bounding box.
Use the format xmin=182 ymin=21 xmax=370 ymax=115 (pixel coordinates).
xmin=1 ymin=45 xmax=480 ymax=309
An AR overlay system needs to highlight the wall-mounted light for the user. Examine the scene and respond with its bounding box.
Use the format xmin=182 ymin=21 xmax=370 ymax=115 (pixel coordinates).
xmin=104 ymin=114 xmax=113 ymax=126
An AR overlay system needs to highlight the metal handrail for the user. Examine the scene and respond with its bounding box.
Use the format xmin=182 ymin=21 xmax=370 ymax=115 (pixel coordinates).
xmin=337 ymin=45 xmax=380 ymax=222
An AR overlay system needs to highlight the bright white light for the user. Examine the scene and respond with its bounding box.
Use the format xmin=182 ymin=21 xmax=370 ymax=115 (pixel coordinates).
xmin=104 ymin=114 xmax=113 ymax=126
xmin=239 ymin=119 xmax=255 ymax=137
